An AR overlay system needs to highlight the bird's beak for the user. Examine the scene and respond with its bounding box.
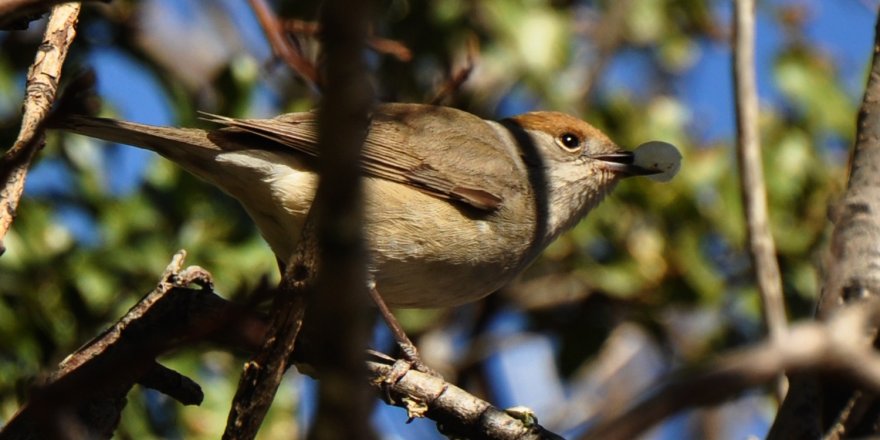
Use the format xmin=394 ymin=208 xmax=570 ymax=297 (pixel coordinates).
xmin=591 ymin=151 xmax=660 ymax=177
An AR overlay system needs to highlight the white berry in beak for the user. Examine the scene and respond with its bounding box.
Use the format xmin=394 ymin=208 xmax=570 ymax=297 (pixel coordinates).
xmin=633 ymin=141 xmax=681 ymax=182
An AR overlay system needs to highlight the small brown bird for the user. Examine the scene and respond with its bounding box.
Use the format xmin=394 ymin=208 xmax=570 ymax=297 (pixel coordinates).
xmin=56 ymin=103 xmax=679 ymax=307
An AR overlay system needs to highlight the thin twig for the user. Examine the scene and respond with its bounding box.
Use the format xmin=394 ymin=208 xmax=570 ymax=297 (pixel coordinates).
xmin=281 ymin=19 xmax=412 ymax=62
xmin=733 ymin=0 xmax=788 ymax=401
xmin=578 ymin=0 xmax=632 ymax=101
xmin=247 ymin=0 xmax=319 ymax=89
xmin=281 ymin=19 xmax=320 ymax=34
xmin=429 ymin=36 xmax=478 ymax=105
xmin=0 ymin=2 xmax=80 ymax=254
xmin=0 ymin=0 xmax=105 ymax=30
xmin=367 ymin=36 xmax=413 ymax=62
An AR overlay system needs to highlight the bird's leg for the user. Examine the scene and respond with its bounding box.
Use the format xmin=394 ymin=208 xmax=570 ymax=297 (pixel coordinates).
xmin=367 ymin=278 xmax=438 ymax=378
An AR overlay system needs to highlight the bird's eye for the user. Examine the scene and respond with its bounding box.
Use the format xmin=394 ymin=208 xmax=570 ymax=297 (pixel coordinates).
xmin=557 ymin=132 xmax=582 ymax=151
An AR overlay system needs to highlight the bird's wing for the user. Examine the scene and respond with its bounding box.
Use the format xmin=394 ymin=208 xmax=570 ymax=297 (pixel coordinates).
xmin=201 ymin=104 xmax=524 ymax=211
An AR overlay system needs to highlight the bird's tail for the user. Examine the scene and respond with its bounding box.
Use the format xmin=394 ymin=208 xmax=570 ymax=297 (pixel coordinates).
xmin=57 ymin=114 xmax=220 ymax=154
xmin=47 ymin=69 xmax=237 ymax=162
xmin=50 ymin=114 xmax=253 ymax=183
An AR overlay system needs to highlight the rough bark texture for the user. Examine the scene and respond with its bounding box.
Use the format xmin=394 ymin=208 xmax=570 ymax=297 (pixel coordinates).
xmin=0 ymin=2 xmax=79 ymax=253
xmin=769 ymin=10 xmax=880 ymax=440
xmin=0 ymin=252 xmax=264 ymax=440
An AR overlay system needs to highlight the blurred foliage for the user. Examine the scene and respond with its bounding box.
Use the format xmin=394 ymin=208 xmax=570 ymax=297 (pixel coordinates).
xmin=0 ymin=0 xmax=862 ymax=438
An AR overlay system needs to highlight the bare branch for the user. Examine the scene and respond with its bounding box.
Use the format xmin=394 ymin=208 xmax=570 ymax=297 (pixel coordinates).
xmin=367 ymin=353 xmax=563 ymax=440
xmin=815 ymin=1 xmax=880 ymax=324
xmin=429 ymin=36 xmax=478 ymax=106
xmin=579 ymin=300 xmax=880 ymax=440
xmin=221 ymin=264 xmax=310 ymax=439
xmin=281 ymin=19 xmax=412 ymax=62
xmin=247 ymin=0 xmax=319 ymax=89
xmin=0 ymin=0 xmax=104 ymax=30
xmin=771 ymin=9 xmax=880 ymax=439
xmin=0 ymin=2 xmax=79 ymax=253
xmin=578 ymin=0 xmax=632 ymax=101
xmin=0 ymin=248 xmax=565 ymax=440
xmin=0 ymin=251 xmax=263 ymax=440
xmin=733 ymin=0 xmax=788 ymax=401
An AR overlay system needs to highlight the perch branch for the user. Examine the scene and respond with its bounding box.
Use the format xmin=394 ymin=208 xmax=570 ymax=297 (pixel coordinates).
xmin=367 ymin=352 xmax=563 ymax=440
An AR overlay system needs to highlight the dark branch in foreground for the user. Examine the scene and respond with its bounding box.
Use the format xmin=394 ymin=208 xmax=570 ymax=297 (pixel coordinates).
xmin=0 ymin=251 xmax=264 ymax=440
xmin=221 ymin=252 xmax=311 ymax=439
xmin=0 ymin=252 xmax=563 ymax=440
xmin=298 ymin=2 xmax=376 ymax=439
xmin=225 ymin=1 xmax=377 ymax=439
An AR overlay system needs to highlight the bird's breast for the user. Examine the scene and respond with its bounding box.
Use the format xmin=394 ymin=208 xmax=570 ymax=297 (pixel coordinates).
xmin=364 ymin=179 xmax=535 ymax=307
xmin=213 ymin=149 xmax=537 ymax=308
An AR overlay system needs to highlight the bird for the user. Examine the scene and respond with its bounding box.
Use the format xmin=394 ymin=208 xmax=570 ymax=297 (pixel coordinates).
xmin=54 ymin=103 xmax=678 ymax=308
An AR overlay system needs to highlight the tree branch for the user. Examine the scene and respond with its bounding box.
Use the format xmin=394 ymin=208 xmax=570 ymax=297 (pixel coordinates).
xmin=580 ymin=299 xmax=880 ymax=440
xmin=733 ymin=0 xmax=788 ymax=402
xmin=305 ymin=1 xmax=376 ymax=439
xmin=578 ymin=0 xmax=632 ymax=102
xmin=222 ymin=1 xmax=376 ymax=439
xmin=429 ymin=36 xmax=478 ymax=105
xmin=367 ymin=353 xmax=563 ymax=440
xmin=0 ymin=248 xmax=565 ymax=439
xmin=0 ymin=251 xmax=264 ymax=440
xmin=247 ymin=0 xmax=319 ymax=89
xmin=280 ymin=19 xmax=412 ymax=62
xmin=0 ymin=0 xmax=105 ymax=30
xmin=221 ymin=257 xmax=311 ymax=439
xmin=769 ymin=8 xmax=880 ymax=437
xmin=0 ymin=2 xmax=79 ymax=254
